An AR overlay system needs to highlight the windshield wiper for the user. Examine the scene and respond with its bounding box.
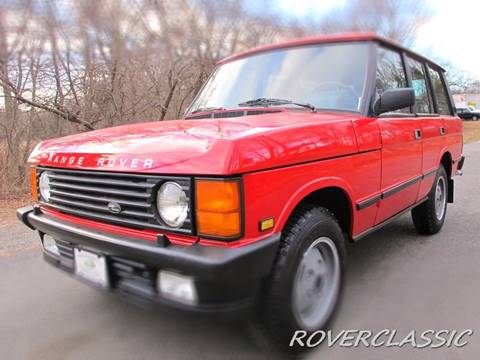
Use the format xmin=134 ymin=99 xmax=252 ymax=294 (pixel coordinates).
xmin=238 ymin=98 xmax=316 ymax=112
xmin=190 ymin=106 xmax=225 ymax=114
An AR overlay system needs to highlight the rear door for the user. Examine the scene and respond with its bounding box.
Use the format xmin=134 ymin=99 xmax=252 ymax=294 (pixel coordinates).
xmin=405 ymin=56 xmax=445 ymax=200
xmin=375 ymin=47 xmax=423 ymax=224
xmin=427 ymin=65 xmax=463 ymax=175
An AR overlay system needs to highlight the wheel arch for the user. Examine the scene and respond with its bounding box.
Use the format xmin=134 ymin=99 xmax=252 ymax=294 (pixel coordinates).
xmin=277 ymin=179 xmax=354 ymax=240
xmin=440 ymin=151 xmax=452 ymax=179
xmin=439 ymin=150 xmax=455 ymax=202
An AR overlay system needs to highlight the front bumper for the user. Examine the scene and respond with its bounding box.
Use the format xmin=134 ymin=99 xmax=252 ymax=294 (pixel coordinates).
xmin=17 ymin=206 xmax=280 ymax=312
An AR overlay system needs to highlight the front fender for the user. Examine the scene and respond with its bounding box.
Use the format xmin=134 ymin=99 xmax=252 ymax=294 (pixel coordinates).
xmin=274 ymin=177 xmax=354 ymax=233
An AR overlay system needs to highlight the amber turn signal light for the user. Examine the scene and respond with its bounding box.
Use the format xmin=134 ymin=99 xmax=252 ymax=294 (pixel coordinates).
xmin=195 ymin=179 xmax=241 ymax=239
xmin=30 ymin=167 xmax=38 ymax=201
xmin=260 ymin=217 xmax=274 ymax=231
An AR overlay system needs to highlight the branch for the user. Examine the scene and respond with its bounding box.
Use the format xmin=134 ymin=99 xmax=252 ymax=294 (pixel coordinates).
xmin=0 ymin=76 xmax=95 ymax=130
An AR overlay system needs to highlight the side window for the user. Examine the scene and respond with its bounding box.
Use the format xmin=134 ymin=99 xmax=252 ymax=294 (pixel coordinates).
xmin=376 ymin=47 xmax=410 ymax=113
xmin=407 ymin=57 xmax=432 ymax=113
xmin=427 ymin=66 xmax=452 ymax=115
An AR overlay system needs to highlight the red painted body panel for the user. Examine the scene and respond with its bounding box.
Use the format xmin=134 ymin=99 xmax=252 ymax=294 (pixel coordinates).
xmin=29 ymin=111 xmax=360 ymax=175
xmin=443 ymin=116 xmax=464 ymax=163
xmin=351 ymin=118 xmax=382 ymax=152
xmin=417 ymin=115 xmax=446 ymax=200
xmin=375 ymin=117 xmax=423 ymax=224
xmin=242 ymin=150 xmax=381 ymax=239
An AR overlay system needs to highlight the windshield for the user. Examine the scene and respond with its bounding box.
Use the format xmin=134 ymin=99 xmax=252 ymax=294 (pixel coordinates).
xmin=187 ymin=43 xmax=370 ymax=114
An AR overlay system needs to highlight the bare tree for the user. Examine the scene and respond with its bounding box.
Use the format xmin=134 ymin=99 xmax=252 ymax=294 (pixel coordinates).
xmin=0 ymin=0 xmax=438 ymax=195
xmin=444 ymin=62 xmax=480 ymax=94
xmin=308 ymin=0 xmax=433 ymax=46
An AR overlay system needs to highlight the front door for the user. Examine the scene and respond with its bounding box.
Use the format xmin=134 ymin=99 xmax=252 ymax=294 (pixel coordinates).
xmin=374 ymin=47 xmax=423 ymax=224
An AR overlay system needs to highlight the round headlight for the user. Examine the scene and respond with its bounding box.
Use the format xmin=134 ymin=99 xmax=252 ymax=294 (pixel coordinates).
xmin=39 ymin=171 xmax=51 ymax=201
xmin=156 ymin=182 xmax=189 ymax=228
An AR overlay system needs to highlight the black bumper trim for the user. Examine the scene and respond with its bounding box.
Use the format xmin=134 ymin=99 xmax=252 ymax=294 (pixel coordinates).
xmin=17 ymin=206 xmax=281 ymax=311
xmin=23 ymin=209 xmax=280 ymax=281
xmin=16 ymin=205 xmax=37 ymax=230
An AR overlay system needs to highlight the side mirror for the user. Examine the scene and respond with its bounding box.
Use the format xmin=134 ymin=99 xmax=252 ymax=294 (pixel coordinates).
xmin=373 ymin=88 xmax=415 ymax=116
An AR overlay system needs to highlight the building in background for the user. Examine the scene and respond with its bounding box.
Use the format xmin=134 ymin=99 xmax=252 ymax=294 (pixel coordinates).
xmin=453 ymin=94 xmax=480 ymax=109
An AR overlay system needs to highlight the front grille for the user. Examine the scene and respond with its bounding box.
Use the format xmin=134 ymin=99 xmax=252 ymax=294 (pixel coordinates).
xmin=37 ymin=167 xmax=192 ymax=234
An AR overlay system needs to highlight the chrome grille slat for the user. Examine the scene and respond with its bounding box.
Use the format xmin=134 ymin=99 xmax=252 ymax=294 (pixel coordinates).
xmin=50 ymin=189 xmax=150 ymax=208
xmin=121 ymin=210 xmax=156 ymax=219
xmin=38 ymin=168 xmax=193 ymax=234
xmin=42 ymin=203 xmax=167 ymax=230
xmin=48 ymin=196 xmax=156 ymax=219
xmin=48 ymin=173 xmax=156 ymax=189
xmin=49 ymin=181 xmax=151 ymax=198
xmin=49 ymin=196 xmax=113 ymax=213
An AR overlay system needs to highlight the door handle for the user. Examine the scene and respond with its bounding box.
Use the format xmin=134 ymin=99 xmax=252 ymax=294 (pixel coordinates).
xmin=414 ymin=129 xmax=422 ymax=140
xmin=439 ymin=127 xmax=446 ymax=135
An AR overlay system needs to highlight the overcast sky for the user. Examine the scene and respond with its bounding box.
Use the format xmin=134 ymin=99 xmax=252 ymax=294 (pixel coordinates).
xmin=275 ymin=0 xmax=480 ymax=80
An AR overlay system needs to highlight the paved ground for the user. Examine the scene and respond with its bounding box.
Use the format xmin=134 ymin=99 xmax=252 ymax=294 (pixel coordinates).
xmin=1 ymin=142 xmax=480 ymax=360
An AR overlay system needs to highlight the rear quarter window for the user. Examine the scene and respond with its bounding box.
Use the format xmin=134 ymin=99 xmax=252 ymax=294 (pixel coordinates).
xmin=427 ymin=66 xmax=452 ymax=115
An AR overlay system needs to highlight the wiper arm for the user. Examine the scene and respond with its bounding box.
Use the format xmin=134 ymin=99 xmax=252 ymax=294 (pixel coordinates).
xmin=238 ymin=98 xmax=316 ymax=112
xmin=190 ymin=106 xmax=225 ymax=114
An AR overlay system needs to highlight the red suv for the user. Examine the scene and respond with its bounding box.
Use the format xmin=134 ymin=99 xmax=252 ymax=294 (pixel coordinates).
xmin=18 ymin=33 xmax=464 ymax=346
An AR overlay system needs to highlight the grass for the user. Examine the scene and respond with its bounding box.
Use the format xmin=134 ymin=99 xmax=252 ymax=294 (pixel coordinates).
xmin=463 ymin=121 xmax=480 ymax=144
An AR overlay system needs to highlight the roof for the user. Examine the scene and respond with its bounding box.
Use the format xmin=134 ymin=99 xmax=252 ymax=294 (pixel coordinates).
xmin=217 ymin=32 xmax=445 ymax=71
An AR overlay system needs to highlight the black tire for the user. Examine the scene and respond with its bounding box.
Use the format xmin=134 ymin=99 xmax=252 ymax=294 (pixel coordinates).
xmin=411 ymin=166 xmax=448 ymax=235
xmin=253 ymin=206 xmax=346 ymax=352
xmin=473 ymin=115 xmax=478 ymax=121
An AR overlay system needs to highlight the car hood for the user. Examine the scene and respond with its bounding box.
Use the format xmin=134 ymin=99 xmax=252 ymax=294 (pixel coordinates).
xmin=30 ymin=111 xmax=360 ymax=175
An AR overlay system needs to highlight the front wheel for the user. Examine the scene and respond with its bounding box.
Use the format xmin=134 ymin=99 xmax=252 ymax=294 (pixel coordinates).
xmin=411 ymin=166 xmax=448 ymax=234
xmin=473 ymin=115 xmax=478 ymax=121
xmin=253 ymin=206 xmax=346 ymax=350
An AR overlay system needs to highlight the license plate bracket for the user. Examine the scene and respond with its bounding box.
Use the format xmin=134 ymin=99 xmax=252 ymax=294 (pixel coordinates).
xmin=74 ymin=248 xmax=109 ymax=288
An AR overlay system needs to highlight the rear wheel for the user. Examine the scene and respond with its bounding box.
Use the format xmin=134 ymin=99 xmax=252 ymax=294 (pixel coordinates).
xmin=253 ymin=206 xmax=346 ymax=351
xmin=473 ymin=115 xmax=478 ymax=121
xmin=411 ymin=166 xmax=448 ymax=234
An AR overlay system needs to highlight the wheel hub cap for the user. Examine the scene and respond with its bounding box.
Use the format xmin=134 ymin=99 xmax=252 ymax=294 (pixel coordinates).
xmin=435 ymin=177 xmax=446 ymax=220
xmin=292 ymin=237 xmax=341 ymax=329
